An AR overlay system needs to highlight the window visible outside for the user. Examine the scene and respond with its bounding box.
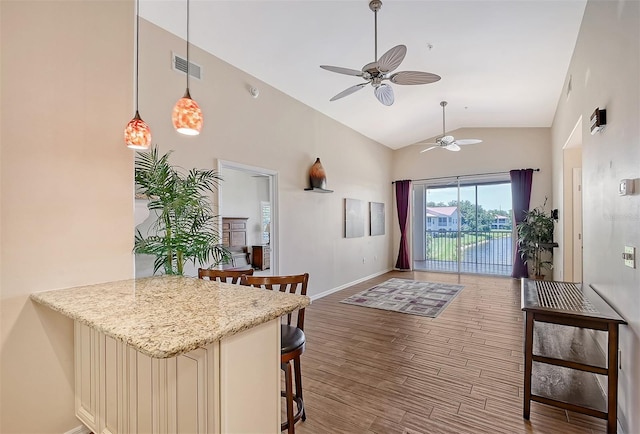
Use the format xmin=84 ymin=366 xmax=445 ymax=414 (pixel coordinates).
xmin=261 ymin=201 xmax=271 ymax=245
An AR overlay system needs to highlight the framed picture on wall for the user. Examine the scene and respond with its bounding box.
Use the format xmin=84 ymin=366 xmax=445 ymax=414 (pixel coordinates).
xmin=370 ymin=202 xmax=385 ymax=236
xmin=344 ymin=198 xmax=365 ymax=238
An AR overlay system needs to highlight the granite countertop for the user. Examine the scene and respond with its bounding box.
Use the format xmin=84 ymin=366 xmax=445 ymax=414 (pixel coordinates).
xmin=30 ymin=275 xmax=310 ymax=358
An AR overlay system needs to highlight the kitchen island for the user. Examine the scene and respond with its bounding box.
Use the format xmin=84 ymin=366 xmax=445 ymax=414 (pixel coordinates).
xmin=31 ymin=275 xmax=310 ymax=434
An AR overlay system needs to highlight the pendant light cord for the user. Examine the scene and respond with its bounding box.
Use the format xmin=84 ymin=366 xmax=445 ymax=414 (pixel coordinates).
xmin=186 ymin=0 xmax=190 ymax=91
xmin=135 ymin=0 xmax=140 ymax=112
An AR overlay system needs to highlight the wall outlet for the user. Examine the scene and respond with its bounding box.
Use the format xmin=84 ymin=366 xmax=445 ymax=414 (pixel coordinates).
xmin=623 ymin=246 xmax=635 ymax=268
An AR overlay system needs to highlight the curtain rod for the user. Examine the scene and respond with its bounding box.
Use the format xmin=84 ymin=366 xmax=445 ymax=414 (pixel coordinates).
xmin=392 ymin=168 xmax=540 ymax=184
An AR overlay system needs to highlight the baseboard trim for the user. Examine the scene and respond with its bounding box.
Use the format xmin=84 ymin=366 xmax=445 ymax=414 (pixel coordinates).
xmin=310 ymin=268 xmax=392 ymax=301
xmin=64 ymin=424 xmax=91 ymax=434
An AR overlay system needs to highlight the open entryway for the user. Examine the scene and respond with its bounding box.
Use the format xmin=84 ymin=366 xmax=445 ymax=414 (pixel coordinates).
xmin=217 ymin=160 xmax=278 ymax=276
xmin=412 ymin=176 xmax=513 ymax=276
xmin=561 ymin=116 xmax=583 ymax=282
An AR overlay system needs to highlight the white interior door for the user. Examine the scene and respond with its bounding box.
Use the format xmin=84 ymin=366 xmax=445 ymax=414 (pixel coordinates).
xmin=572 ymin=168 xmax=583 ymax=282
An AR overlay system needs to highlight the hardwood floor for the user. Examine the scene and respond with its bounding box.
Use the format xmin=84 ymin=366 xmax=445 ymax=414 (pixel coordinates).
xmin=292 ymin=271 xmax=607 ymax=434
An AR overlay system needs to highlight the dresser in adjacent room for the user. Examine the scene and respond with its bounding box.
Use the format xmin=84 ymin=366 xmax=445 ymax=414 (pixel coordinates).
xmin=221 ymin=217 xmax=250 ymax=269
xmin=252 ymin=245 xmax=270 ymax=270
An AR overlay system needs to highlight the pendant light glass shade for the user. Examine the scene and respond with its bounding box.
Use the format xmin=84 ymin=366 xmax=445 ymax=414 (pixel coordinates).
xmin=125 ymin=0 xmax=151 ymax=149
xmin=174 ymin=0 xmax=202 ymax=136
xmin=172 ymin=89 xmax=203 ymax=135
xmin=125 ymin=111 xmax=152 ymax=149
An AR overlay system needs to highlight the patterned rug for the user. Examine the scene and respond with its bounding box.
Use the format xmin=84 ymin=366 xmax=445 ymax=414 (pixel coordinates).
xmin=340 ymin=278 xmax=464 ymax=318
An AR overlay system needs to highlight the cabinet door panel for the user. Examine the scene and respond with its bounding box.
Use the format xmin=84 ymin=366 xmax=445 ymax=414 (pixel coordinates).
xmin=101 ymin=334 xmax=122 ymax=434
xmin=166 ymin=349 xmax=210 ymax=433
xmin=219 ymin=319 xmax=280 ymax=433
xmin=75 ymin=323 xmax=98 ymax=432
xmin=130 ymin=350 xmax=154 ymax=434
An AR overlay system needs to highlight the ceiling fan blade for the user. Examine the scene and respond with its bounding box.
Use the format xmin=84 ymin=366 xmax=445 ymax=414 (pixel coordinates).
xmin=329 ymin=83 xmax=367 ymax=101
xmin=390 ymin=71 xmax=441 ymax=85
xmin=445 ymin=143 xmax=461 ymax=152
xmin=320 ymin=65 xmax=364 ymax=77
xmin=374 ymin=84 xmax=394 ymax=106
xmin=455 ymin=139 xmax=483 ymax=146
xmin=378 ymin=45 xmax=406 ymax=73
xmin=420 ymin=146 xmax=438 ymax=153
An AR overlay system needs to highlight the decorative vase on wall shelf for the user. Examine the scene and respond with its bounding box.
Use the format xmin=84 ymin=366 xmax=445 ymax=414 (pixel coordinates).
xmin=305 ymin=157 xmax=333 ymax=192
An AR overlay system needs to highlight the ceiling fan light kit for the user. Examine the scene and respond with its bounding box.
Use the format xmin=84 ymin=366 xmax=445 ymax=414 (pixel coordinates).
xmin=420 ymin=101 xmax=483 ymax=153
xmin=320 ymin=0 xmax=440 ymax=106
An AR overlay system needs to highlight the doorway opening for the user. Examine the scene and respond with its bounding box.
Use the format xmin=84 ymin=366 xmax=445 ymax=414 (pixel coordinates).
xmin=217 ymin=160 xmax=278 ymax=276
xmin=413 ymin=177 xmax=513 ymax=276
xmin=561 ymin=116 xmax=583 ymax=282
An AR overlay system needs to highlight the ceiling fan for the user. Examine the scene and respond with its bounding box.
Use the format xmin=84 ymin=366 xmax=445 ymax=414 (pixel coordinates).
xmin=319 ymin=0 xmax=441 ymax=106
xmin=420 ymin=101 xmax=483 ymax=152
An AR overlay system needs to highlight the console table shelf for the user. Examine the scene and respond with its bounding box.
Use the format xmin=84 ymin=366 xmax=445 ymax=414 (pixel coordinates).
xmin=521 ymin=279 xmax=626 ymax=434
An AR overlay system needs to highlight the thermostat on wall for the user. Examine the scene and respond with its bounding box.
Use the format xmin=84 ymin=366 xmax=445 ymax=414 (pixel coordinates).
xmin=619 ymin=179 xmax=634 ymax=196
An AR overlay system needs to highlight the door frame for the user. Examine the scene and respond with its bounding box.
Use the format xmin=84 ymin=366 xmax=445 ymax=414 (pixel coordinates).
xmin=561 ymin=116 xmax=583 ymax=281
xmin=216 ymin=159 xmax=279 ymax=275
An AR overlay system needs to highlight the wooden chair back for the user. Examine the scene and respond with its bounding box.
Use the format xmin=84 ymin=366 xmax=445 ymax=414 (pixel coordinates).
xmin=240 ymin=273 xmax=309 ymax=330
xmin=197 ymin=268 xmax=254 ymax=284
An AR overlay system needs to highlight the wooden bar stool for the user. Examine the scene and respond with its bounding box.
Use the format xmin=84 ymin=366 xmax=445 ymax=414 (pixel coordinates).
xmin=197 ymin=267 xmax=253 ymax=284
xmin=240 ymin=273 xmax=309 ymax=433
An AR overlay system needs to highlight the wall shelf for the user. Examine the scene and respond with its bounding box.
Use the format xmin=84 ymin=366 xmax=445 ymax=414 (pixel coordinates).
xmin=304 ymin=187 xmax=333 ymax=193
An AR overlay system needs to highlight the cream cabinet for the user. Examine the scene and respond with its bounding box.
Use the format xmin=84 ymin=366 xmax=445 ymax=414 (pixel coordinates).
xmin=75 ymin=319 xmax=280 ymax=434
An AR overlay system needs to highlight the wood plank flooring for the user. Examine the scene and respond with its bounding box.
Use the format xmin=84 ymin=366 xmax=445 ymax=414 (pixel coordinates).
xmin=292 ymin=271 xmax=607 ymax=434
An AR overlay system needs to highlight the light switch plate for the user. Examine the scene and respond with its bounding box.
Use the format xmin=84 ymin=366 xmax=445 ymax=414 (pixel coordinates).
xmin=624 ymin=246 xmax=635 ymax=268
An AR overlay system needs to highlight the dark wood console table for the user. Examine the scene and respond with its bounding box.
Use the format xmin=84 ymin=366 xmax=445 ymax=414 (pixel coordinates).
xmin=521 ymin=279 xmax=626 ymax=434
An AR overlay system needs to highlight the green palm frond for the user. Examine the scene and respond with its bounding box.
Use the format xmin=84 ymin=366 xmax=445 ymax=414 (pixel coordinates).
xmin=134 ymin=146 xmax=229 ymax=276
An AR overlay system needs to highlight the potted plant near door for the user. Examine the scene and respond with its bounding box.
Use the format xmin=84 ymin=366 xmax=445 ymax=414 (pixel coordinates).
xmin=516 ymin=205 xmax=557 ymax=280
xmin=134 ymin=146 xmax=230 ymax=275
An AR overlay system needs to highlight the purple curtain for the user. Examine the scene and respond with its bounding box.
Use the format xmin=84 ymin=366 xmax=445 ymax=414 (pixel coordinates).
xmin=510 ymin=169 xmax=534 ymax=278
xmin=395 ymin=180 xmax=411 ymax=270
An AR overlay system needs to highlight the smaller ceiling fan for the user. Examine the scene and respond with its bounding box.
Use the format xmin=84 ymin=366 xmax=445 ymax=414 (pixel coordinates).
xmin=320 ymin=0 xmax=441 ymax=106
xmin=420 ymin=101 xmax=483 ymax=152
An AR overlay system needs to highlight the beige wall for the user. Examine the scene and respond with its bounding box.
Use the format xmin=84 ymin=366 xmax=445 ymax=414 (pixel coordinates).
xmin=1 ymin=1 xmax=135 ymax=433
xmin=551 ymin=1 xmax=640 ymax=432
xmin=137 ymin=20 xmax=395 ymax=296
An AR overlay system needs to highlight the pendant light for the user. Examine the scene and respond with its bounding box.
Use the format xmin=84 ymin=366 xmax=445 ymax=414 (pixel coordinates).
xmin=124 ymin=0 xmax=151 ymax=149
xmin=172 ymin=0 xmax=203 ymax=136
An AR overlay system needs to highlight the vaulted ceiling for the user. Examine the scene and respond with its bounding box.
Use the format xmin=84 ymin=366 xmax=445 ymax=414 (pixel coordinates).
xmin=141 ymin=0 xmax=586 ymax=149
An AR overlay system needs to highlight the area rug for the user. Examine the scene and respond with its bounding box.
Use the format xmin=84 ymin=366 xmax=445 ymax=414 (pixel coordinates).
xmin=340 ymin=278 xmax=464 ymax=318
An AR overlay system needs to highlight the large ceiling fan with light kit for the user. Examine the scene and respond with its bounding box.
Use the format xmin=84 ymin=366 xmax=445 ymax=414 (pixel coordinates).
xmin=420 ymin=101 xmax=483 ymax=152
xmin=320 ymin=0 xmax=441 ymax=106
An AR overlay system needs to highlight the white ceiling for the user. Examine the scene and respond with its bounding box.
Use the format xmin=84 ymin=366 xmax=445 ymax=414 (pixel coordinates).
xmin=140 ymin=0 xmax=586 ymax=150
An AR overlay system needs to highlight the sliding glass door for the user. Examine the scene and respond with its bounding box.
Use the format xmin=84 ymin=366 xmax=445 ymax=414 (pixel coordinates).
xmin=413 ymin=177 xmax=513 ymax=276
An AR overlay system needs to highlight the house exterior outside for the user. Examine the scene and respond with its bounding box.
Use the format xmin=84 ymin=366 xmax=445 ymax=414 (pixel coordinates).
xmin=426 ymin=206 xmax=459 ymax=231
xmin=491 ymin=215 xmax=511 ymax=230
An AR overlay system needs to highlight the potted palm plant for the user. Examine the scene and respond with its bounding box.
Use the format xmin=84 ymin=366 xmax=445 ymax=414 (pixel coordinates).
xmin=134 ymin=146 xmax=229 ymax=275
xmin=516 ymin=205 xmax=556 ymax=280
